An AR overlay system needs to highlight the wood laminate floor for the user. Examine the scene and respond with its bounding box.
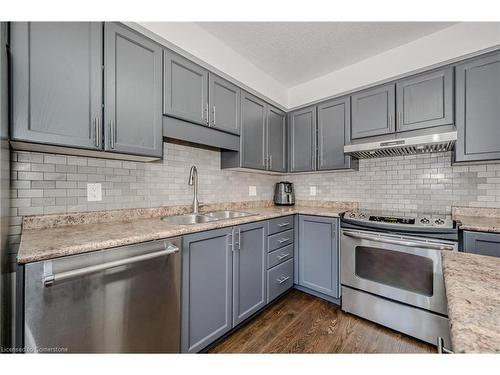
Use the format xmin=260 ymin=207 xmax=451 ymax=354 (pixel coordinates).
xmin=209 ymin=289 xmax=436 ymax=354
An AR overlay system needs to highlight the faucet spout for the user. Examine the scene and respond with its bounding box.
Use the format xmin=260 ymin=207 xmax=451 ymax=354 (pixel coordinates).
xmin=188 ymin=166 xmax=199 ymax=214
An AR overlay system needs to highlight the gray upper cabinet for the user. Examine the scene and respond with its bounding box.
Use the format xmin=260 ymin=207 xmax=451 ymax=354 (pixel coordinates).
xmin=181 ymin=227 xmax=233 ymax=353
xmin=104 ymin=23 xmax=163 ymax=158
xmin=164 ymin=51 xmax=208 ymax=126
xmin=463 ymin=231 xmax=500 ymax=258
xmin=232 ymin=221 xmax=267 ymax=326
xmin=298 ymin=215 xmax=340 ymax=298
xmin=266 ymin=105 xmax=287 ymax=172
xmin=317 ymin=97 xmax=352 ymax=170
xmin=240 ymin=91 xmax=267 ymax=170
xmin=351 ymin=83 xmax=395 ymax=139
xmin=289 ymin=106 xmax=316 ymax=172
xmin=209 ymin=73 xmax=240 ymax=135
xmin=455 ymin=52 xmax=500 ymax=163
xmin=396 ymin=67 xmax=454 ymax=132
xmin=11 ymin=22 xmax=103 ymax=150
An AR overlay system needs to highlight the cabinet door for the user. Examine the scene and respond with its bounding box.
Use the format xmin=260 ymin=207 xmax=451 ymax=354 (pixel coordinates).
xmin=240 ymin=91 xmax=267 ymax=170
xmin=164 ymin=51 xmax=208 ymax=126
xmin=298 ymin=215 xmax=339 ymax=298
xmin=266 ymin=105 xmax=287 ymax=172
xmin=233 ymin=221 xmax=267 ymax=326
xmin=455 ymin=52 xmax=500 ymax=163
xmin=396 ymin=67 xmax=454 ymax=132
xmin=289 ymin=106 xmax=316 ymax=172
xmin=182 ymin=228 xmax=233 ymax=353
xmin=209 ymin=73 xmax=240 ymax=134
xmin=104 ymin=23 xmax=163 ymax=157
xmin=463 ymin=231 xmax=500 ymax=258
xmin=351 ymin=83 xmax=395 ymax=139
xmin=317 ymin=97 xmax=350 ymax=170
xmin=11 ymin=22 xmax=102 ymax=150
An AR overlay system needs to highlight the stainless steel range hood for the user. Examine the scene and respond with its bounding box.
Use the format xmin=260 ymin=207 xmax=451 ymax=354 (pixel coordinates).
xmin=344 ymin=131 xmax=457 ymax=159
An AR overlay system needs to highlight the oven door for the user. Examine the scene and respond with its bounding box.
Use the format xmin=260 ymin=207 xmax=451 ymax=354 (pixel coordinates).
xmin=341 ymin=229 xmax=456 ymax=315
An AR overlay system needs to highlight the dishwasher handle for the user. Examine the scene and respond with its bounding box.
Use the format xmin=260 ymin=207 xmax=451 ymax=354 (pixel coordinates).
xmin=43 ymin=243 xmax=179 ymax=287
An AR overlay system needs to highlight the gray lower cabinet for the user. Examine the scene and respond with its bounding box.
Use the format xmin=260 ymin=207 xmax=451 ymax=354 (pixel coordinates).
xmin=181 ymin=227 xmax=233 ymax=353
xmin=104 ymin=23 xmax=163 ymax=158
xmin=289 ymin=105 xmax=317 ymax=172
xmin=240 ymin=91 xmax=267 ymax=170
xmin=463 ymin=231 xmax=500 ymax=258
xmin=232 ymin=221 xmax=267 ymax=325
xmin=266 ymin=105 xmax=287 ymax=172
xmin=11 ymin=22 xmax=103 ymax=150
xmin=297 ymin=215 xmax=340 ymax=298
xmin=317 ymin=97 xmax=354 ymax=170
xmin=209 ymin=73 xmax=240 ymax=134
xmin=455 ymin=52 xmax=500 ymax=163
xmin=351 ymin=83 xmax=395 ymax=139
xmin=396 ymin=67 xmax=454 ymax=132
xmin=164 ymin=50 xmax=208 ymax=126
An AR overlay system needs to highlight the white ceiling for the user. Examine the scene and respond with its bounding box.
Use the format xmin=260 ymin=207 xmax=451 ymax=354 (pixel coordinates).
xmin=196 ymin=22 xmax=457 ymax=88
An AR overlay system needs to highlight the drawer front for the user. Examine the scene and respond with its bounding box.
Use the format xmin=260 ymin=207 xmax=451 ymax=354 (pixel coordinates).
xmin=268 ymin=215 xmax=294 ymax=235
xmin=267 ymin=244 xmax=294 ymax=269
xmin=268 ymin=229 xmax=294 ymax=252
xmin=267 ymin=258 xmax=294 ymax=303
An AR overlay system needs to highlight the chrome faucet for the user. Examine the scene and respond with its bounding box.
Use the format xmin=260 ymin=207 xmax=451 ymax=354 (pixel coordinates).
xmin=188 ymin=166 xmax=199 ymax=214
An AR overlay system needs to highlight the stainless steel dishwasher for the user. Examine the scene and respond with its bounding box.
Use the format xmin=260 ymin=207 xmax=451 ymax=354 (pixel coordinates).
xmin=23 ymin=237 xmax=181 ymax=353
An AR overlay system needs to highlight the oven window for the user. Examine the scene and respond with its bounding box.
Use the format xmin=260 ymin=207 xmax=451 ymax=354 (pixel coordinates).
xmin=355 ymin=246 xmax=434 ymax=296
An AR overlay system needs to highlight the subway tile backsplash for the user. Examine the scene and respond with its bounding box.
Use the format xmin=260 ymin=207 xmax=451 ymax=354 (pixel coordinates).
xmin=8 ymin=142 xmax=500 ymax=261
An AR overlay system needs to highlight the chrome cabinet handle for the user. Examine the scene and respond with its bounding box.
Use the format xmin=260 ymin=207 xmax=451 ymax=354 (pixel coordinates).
xmin=109 ymin=120 xmax=115 ymax=149
xmin=264 ymin=155 xmax=268 ymax=169
xmin=238 ymin=228 xmax=241 ymax=250
xmin=42 ymin=243 xmax=179 ymax=287
xmin=212 ymin=106 xmax=216 ymax=126
xmin=437 ymin=337 xmax=453 ymax=354
xmin=342 ymin=230 xmax=455 ymax=251
xmin=277 ymin=253 xmax=290 ymax=260
xmin=277 ymin=238 xmax=290 ymax=244
xmin=205 ymin=103 xmax=209 ymax=125
xmin=94 ymin=117 xmax=100 ymax=148
xmin=277 ymin=222 xmax=290 ymax=227
xmin=269 ymin=155 xmax=272 ymax=169
xmin=228 ymin=232 xmax=234 ymax=253
xmin=277 ymin=276 xmax=290 ymax=284
xmin=389 ymin=114 xmax=392 ymax=129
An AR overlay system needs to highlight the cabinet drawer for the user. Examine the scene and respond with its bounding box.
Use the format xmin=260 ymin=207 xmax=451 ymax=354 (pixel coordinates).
xmin=268 ymin=215 xmax=294 ymax=235
xmin=267 ymin=244 xmax=294 ymax=269
xmin=267 ymin=258 xmax=294 ymax=303
xmin=268 ymin=229 xmax=294 ymax=252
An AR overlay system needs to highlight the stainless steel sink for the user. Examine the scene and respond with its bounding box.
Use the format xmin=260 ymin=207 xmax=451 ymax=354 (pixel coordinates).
xmin=204 ymin=210 xmax=256 ymax=220
xmin=161 ymin=210 xmax=256 ymax=225
xmin=161 ymin=214 xmax=217 ymax=225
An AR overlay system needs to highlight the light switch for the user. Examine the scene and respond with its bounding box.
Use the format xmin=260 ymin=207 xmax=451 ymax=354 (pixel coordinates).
xmin=309 ymin=186 xmax=317 ymax=196
xmin=87 ymin=183 xmax=102 ymax=201
xmin=248 ymin=186 xmax=257 ymax=196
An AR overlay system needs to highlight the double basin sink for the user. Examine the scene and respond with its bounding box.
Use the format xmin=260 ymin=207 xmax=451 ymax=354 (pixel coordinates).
xmin=162 ymin=210 xmax=257 ymax=225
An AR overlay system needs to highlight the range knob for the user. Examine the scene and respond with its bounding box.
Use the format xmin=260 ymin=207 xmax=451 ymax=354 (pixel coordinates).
xmin=359 ymin=213 xmax=366 ymax=219
xmin=348 ymin=212 xmax=356 ymax=218
xmin=420 ymin=217 xmax=430 ymax=224
xmin=435 ymin=219 xmax=445 ymax=225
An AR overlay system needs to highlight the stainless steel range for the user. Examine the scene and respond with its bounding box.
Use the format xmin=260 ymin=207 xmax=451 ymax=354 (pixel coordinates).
xmin=340 ymin=210 xmax=458 ymax=347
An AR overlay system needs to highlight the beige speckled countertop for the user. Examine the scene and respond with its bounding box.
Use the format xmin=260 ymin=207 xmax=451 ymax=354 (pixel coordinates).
xmin=442 ymin=251 xmax=500 ymax=353
xmin=17 ymin=201 xmax=356 ymax=264
xmin=453 ymin=206 xmax=500 ymax=233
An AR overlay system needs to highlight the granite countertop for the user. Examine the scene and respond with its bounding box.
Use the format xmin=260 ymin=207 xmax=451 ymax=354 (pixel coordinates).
xmin=453 ymin=207 xmax=500 ymax=233
xmin=442 ymin=251 xmax=500 ymax=353
xmin=17 ymin=201 xmax=356 ymax=264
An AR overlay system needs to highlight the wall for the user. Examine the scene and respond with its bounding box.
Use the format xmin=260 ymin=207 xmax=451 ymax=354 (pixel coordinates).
xmin=287 ymin=22 xmax=500 ymax=107
xmin=287 ymin=152 xmax=500 ymax=214
xmin=8 ymin=142 xmax=280 ymax=261
xmin=136 ymin=22 xmax=288 ymax=107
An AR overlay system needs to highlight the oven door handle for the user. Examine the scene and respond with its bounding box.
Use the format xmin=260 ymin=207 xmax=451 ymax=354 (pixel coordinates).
xmin=342 ymin=230 xmax=455 ymax=251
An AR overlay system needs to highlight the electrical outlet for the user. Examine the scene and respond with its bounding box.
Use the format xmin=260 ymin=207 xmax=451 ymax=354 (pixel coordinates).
xmin=309 ymin=186 xmax=317 ymax=196
xmin=248 ymin=186 xmax=257 ymax=196
xmin=87 ymin=183 xmax=102 ymax=202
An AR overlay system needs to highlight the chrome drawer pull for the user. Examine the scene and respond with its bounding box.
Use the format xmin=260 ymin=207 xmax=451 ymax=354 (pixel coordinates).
xmin=277 ymin=222 xmax=290 ymax=227
xmin=277 ymin=253 xmax=290 ymax=260
xmin=277 ymin=276 xmax=290 ymax=284
xmin=277 ymin=238 xmax=290 ymax=244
